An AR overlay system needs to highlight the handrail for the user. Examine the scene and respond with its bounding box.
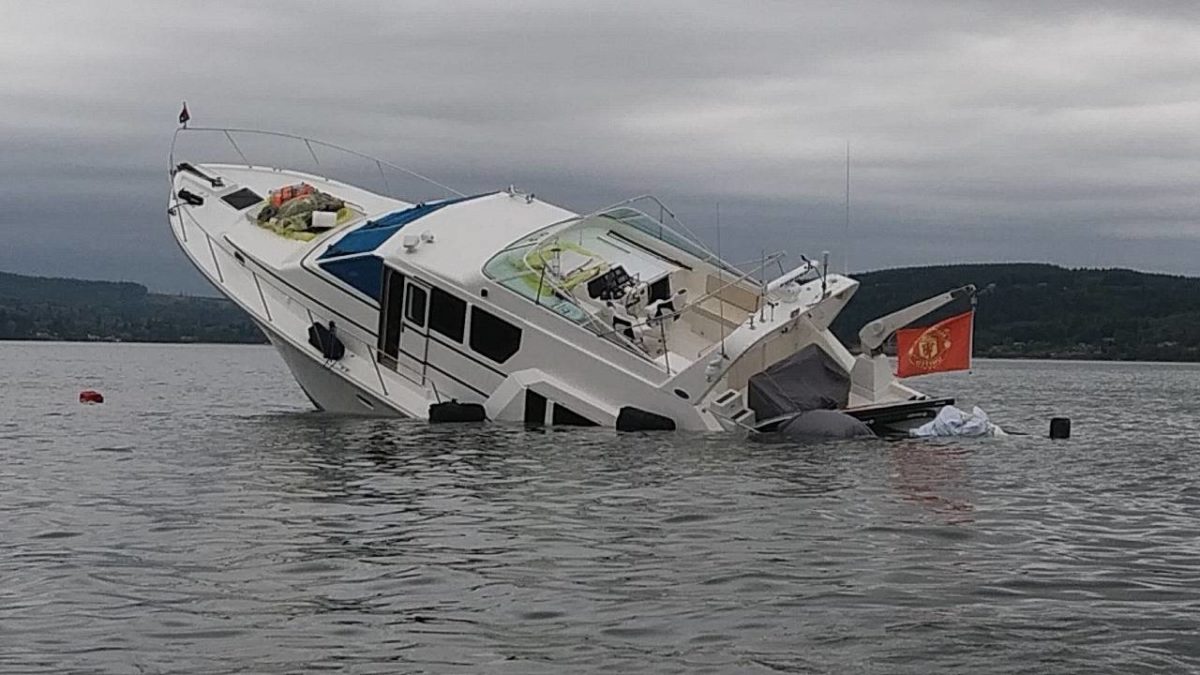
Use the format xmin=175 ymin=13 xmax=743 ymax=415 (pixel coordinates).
xmin=571 ymin=196 xmax=742 ymax=276
xmin=169 ymin=124 xmax=466 ymax=198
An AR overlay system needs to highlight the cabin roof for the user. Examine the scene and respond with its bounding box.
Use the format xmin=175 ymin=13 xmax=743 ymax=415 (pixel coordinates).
xmin=372 ymin=192 xmax=577 ymax=289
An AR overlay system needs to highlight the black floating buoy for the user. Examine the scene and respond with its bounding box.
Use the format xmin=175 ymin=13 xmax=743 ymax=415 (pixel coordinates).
xmin=1049 ymin=417 xmax=1071 ymax=439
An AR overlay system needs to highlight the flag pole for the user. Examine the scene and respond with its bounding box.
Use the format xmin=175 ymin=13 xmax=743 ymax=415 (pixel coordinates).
xmin=969 ymin=292 xmax=978 ymax=374
xmin=716 ymin=201 xmax=726 ymax=357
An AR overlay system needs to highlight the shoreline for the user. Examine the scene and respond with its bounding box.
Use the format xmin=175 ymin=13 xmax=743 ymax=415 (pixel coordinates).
xmin=3 ymin=339 xmax=1199 ymax=366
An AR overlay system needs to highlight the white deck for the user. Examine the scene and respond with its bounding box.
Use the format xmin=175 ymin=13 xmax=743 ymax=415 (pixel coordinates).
xmin=175 ymin=163 xmax=411 ymax=271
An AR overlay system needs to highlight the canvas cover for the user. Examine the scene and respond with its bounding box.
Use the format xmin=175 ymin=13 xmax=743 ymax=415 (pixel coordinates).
xmin=909 ymin=405 xmax=1005 ymax=437
xmin=746 ymin=345 xmax=850 ymax=421
xmin=779 ymin=409 xmax=873 ymax=439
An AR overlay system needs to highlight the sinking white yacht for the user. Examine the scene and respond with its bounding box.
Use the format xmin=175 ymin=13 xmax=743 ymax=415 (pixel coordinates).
xmin=168 ymin=127 xmax=967 ymax=432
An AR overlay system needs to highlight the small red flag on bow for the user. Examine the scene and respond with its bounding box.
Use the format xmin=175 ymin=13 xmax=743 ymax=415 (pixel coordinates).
xmin=178 ymin=102 xmax=190 ymax=127
xmin=895 ymin=310 xmax=974 ymax=378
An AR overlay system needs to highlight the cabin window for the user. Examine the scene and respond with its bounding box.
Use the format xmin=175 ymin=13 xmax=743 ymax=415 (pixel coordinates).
xmin=429 ymin=287 xmax=467 ymax=342
xmin=405 ymin=284 xmax=427 ymax=327
xmin=648 ymin=275 xmax=671 ymax=303
xmin=378 ymin=269 xmax=405 ymax=368
xmin=552 ymin=403 xmax=597 ymax=426
xmin=469 ymin=306 xmax=522 ymax=363
xmin=320 ymin=254 xmax=385 ymax=301
xmin=524 ymin=390 xmax=547 ymax=425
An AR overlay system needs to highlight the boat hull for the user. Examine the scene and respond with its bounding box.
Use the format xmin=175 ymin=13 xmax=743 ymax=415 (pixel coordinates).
xmin=166 ymin=153 xmax=932 ymax=433
xmin=264 ymin=323 xmax=399 ymax=416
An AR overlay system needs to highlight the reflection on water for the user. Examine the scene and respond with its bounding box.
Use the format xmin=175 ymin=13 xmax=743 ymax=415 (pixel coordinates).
xmin=888 ymin=441 xmax=975 ymax=524
xmin=2 ymin=342 xmax=1200 ymax=673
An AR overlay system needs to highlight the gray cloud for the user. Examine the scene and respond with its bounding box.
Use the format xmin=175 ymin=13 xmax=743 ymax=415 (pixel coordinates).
xmin=2 ymin=0 xmax=1199 ymax=293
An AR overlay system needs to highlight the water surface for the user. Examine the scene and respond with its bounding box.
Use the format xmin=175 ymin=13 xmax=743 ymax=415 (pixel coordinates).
xmin=2 ymin=342 xmax=1199 ymax=673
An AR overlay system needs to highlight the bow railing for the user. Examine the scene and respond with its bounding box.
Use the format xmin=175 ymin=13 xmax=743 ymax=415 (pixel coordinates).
xmin=169 ymin=125 xmax=466 ymax=203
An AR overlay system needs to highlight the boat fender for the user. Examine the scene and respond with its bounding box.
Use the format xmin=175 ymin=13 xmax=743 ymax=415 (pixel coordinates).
xmin=1049 ymin=417 xmax=1071 ymax=439
xmin=429 ymin=400 xmax=487 ymax=424
xmin=616 ymin=406 xmax=676 ymax=431
xmin=307 ymin=321 xmax=345 ymax=360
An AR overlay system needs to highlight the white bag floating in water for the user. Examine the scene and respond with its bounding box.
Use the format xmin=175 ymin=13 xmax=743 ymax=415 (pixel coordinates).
xmin=910 ymin=405 xmax=1005 ymax=438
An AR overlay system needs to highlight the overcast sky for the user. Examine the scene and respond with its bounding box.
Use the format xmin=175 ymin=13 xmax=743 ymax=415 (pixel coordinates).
xmin=3 ymin=0 xmax=1199 ymax=293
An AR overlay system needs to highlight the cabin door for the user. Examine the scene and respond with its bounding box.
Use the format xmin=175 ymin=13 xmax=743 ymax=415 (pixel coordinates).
xmin=397 ymin=278 xmax=431 ymax=382
xmin=378 ymin=268 xmax=426 ymax=384
xmin=378 ymin=268 xmax=405 ymax=369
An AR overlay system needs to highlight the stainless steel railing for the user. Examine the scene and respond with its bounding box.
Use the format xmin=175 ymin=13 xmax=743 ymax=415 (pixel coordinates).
xmin=169 ymin=125 xmax=466 ymax=201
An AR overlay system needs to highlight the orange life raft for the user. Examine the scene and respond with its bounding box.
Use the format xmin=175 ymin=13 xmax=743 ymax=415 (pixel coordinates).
xmin=269 ymin=182 xmax=316 ymax=208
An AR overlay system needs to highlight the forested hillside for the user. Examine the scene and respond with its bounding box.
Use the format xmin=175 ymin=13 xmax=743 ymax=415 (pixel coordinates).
xmin=831 ymin=264 xmax=1200 ymax=361
xmin=4 ymin=264 xmax=1200 ymax=360
xmin=0 ymin=271 xmax=265 ymax=344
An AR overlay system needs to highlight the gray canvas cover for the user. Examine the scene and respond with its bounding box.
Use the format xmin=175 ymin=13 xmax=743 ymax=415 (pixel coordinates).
xmin=747 ymin=345 xmax=850 ymax=421
xmin=779 ymin=409 xmax=873 ymax=439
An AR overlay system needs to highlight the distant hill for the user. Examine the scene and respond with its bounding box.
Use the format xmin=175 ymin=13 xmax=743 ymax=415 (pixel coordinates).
xmin=0 ymin=271 xmax=265 ymax=344
xmin=4 ymin=264 xmax=1200 ymax=360
xmin=830 ymin=263 xmax=1200 ymax=361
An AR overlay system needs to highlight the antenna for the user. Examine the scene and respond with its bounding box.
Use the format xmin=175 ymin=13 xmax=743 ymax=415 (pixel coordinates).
xmin=844 ymin=140 xmax=851 ymax=275
xmin=716 ymin=201 xmax=727 ymax=357
xmin=760 ymin=248 xmax=767 ymax=323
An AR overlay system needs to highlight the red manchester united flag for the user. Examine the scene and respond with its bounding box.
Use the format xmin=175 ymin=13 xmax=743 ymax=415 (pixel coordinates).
xmin=895 ymin=310 xmax=974 ymax=377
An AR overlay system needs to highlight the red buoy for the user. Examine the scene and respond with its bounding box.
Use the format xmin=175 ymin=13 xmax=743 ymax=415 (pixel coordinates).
xmin=79 ymin=390 xmax=104 ymax=404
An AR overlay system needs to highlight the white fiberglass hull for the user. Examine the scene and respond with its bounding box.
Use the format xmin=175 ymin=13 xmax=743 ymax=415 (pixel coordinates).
xmin=264 ymin=324 xmax=398 ymax=416
xmin=168 ymin=129 xmax=937 ymax=433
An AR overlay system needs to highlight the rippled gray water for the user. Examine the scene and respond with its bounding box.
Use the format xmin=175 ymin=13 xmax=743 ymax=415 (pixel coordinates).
xmin=2 ymin=342 xmax=1199 ymax=673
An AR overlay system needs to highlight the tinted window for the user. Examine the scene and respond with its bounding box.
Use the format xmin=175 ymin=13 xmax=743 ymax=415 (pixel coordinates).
xmin=648 ymin=275 xmax=671 ymax=303
xmin=429 ymin=287 xmax=467 ymax=342
xmin=552 ymin=404 xmax=597 ymax=426
xmin=524 ymin=390 xmax=547 ymax=426
xmin=469 ymin=306 xmax=522 ymax=363
xmin=320 ymin=254 xmax=385 ymax=301
xmin=405 ymin=284 xmax=427 ymax=327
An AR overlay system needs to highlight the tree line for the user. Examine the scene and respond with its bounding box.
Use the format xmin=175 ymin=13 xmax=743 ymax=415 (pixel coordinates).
xmin=830 ymin=263 xmax=1200 ymax=361
xmin=4 ymin=264 xmax=1200 ymax=360
xmin=0 ymin=271 xmax=265 ymax=344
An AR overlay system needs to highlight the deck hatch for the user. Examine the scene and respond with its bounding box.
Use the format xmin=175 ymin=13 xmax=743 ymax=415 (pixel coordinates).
xmin=221 ymin=187 xmax=262 ymax=210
